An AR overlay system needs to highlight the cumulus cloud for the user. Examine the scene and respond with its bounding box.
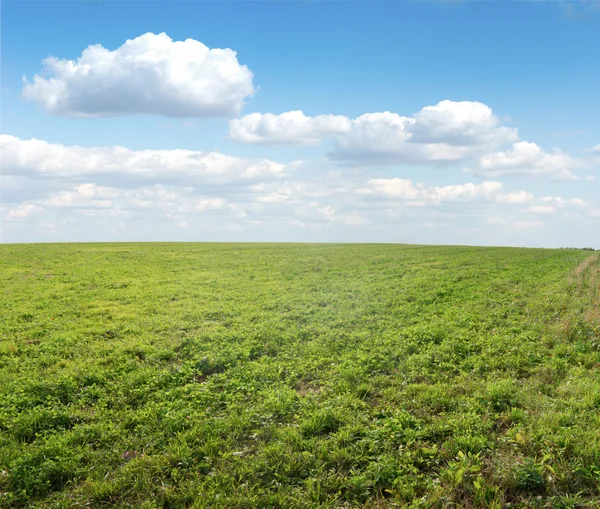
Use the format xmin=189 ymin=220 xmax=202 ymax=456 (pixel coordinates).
xmin=229 ymin=111 xmax=351 ymax=145
xmin=44 ymin=183 xmax=115 ymax=209
xmin=408 ymin=100 xmax=517 ymax=146
xmin=8 ymin=203 xmax=43 ymax=219
xmin=495 ymin=191 xmax=536 ymax=205
xmin=26 ymin=183 xmax=241 ymax=220
xmin=230 ymin=102 xmax=587 ymax=180
xmin=474 ymin=141 xmax=580 ymax=180
xmin=527 ymin=205 xmax=557 ymax=215
xmin=539 ymin=196 xmax=589 ymax=208
xmin=230 ymin=100 xmax=518 ymax=165
xmin=30 ymin=184 xmax=183 ymax=217
xmin=329 ymin=111 xmax=481 ymax=165
xmin=587 ymin=144 xmax=600 ymax=153
xmin=3 ymin=132 xmax=596 ymax=246
xmin=356 ymin=179 xmax=534 ymax=206
xmin=22 ymin=32 xmax=255 ymax=118
xmin=0 ymin=135 xmax=297 ymax=185
xmin=317 ymin=205 xmax=369 ymax=226
xmin=4 ymin=171 xmax=596 ymax=246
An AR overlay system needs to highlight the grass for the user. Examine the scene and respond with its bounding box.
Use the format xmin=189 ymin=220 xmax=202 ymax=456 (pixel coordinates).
xmin=0 ymin=243 xmax=599 ymax=508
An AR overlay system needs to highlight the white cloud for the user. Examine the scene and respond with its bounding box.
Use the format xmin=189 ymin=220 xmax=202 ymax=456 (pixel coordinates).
xmin=8 ymin=203 xmax=42 ymax=218
xmin=356 ymin=179 xmax=533 ymax=206
xmin=22 ymin=32 xmax=254 ymax=118
xmin=4 ymin=171 xmax=597 ymax=247
xmin=196 ymin=198 xmax=228 ymax=211
xmin=3 ymin=133 xmax=597 ymax=247
xmin=496 ymin=191 xmax=536 ymax=205
xmin=38 ymin=183 xmax=177 ymax=211
xmin=527 ymin=205 xmax=557 ymax=214
xmin=317 ymin=205 xmax=369 ymax=226
xmin=514 ymin=220 xmax=544 ymax=229
xmin=357 ymin=178 xmax=422 ymax=200
xmin=45 ymin=185 xmax=113 ymax=209
xmin=475 ymin=141 xmax=580 ymax=180
xmin=408 ymin=100 xmax=516 ymax=146
xmin=230 ymin=102 xmax=588 ymax=181
xmin=587 ymin=144 xmax=600 ymax=153
xmin=0 ymin=135 xmax=296 ymax=185
xmin=230 ymin=111 xmax=351 ymax=145
xmin=540 ymin=196 xmax=588 ymax=208
xmin=230 ymin=100 xmax=518 ymax=164
xmin=329 ymin=111 xmax=477 ymax=165
xmin=15 ymin=183 xmax=242 ymax=222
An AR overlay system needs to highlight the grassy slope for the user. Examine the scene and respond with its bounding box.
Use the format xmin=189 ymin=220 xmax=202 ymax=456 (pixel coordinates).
xmin=0 ymin=243 xmax=599 ymax=508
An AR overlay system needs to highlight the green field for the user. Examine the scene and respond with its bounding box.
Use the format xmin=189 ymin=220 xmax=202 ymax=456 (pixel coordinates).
xmin=1 ymin=243 xmax=599 ymax=508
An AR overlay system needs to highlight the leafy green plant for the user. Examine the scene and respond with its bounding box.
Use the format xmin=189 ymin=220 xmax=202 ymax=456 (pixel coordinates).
xmin=0 ymin=243 xmax=598 ymax=507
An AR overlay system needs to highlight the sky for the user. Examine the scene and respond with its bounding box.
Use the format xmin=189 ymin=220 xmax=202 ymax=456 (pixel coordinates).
xmin=1 ymin=0 xmax=599 ymax=247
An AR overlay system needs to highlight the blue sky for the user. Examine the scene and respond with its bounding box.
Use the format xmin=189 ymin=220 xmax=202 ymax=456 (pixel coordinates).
xmin=1 ymin=1 xmax=599 ymax=246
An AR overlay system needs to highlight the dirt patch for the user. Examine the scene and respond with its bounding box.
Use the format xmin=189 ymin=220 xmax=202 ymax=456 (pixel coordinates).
xmin=295 ymin=380 xmax=322 ymax=396
xmin=571 ymin=253 xmax=600 ymax=280
xmin=562 ymin=253 xmax=600 ymax=339
xmin=543 ymin=254 xmax=599 ymax=347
